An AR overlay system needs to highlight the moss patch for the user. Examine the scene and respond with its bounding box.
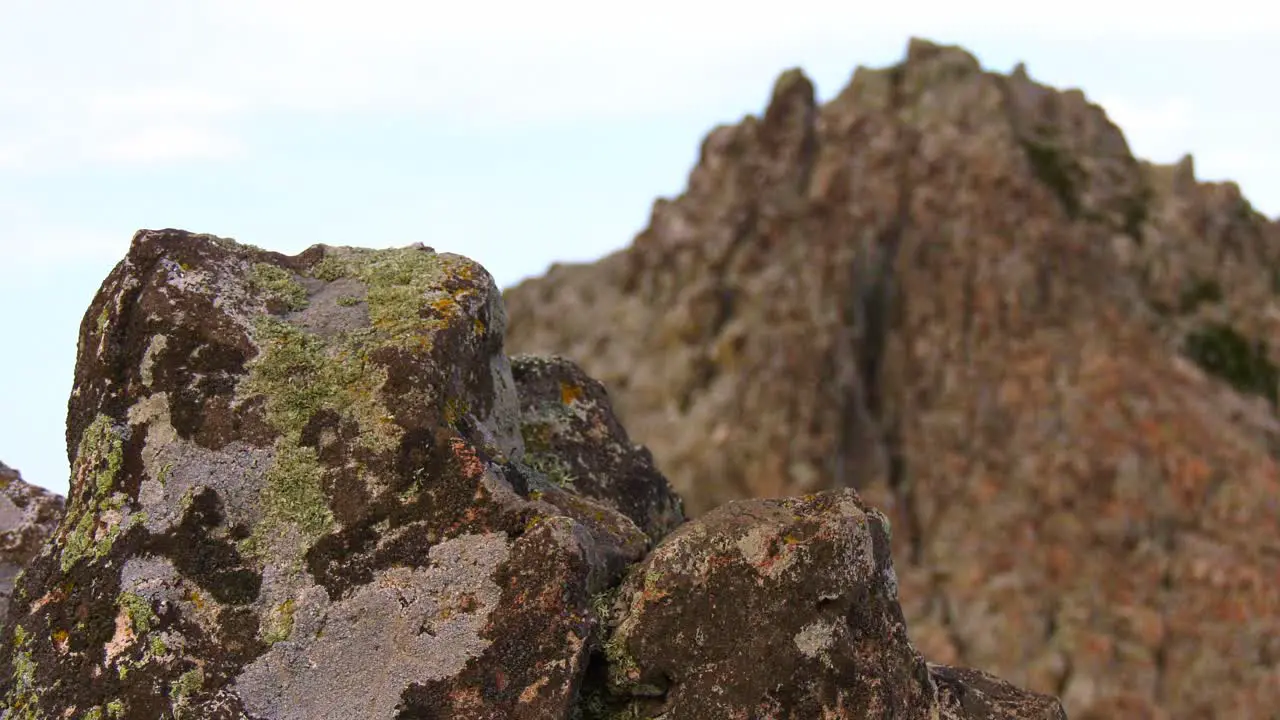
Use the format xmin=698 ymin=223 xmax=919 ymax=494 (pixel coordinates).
xmin=261 ymin=598 xmax=297 ymax=645
xmin=525 ymin=453 xmax=575 ymax=490
xmin=1184 ymin=322 xmax=1279 ymax=405
xmin=249 ymin=263 xmax=309 ymax=313
xmin=239 ymin=245 xmax=490 ymax=559
xmin=5 ymin=625 xmax=40 ymax=718
xmin=240 ymin=316 xmax=401 ymax=554
xmin=117 ymin=592 xmax=157 ymax=634
xmin=60 ymin=414 xmax=135 ymax=571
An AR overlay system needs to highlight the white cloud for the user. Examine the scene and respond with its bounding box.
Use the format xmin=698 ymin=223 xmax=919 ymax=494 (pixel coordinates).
xmin=0 ymin=0 xmax=1276 ymax=181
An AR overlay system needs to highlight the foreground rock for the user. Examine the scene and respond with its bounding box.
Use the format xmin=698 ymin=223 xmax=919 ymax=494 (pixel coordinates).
xmin=505 ymin=38 xmax=1280 ymax=717
xmin=510 ymin=354 xmax=684 ymax=544
xmin=0 ymin=231 xmax=1058 ymax=719
xmin=582 ymin=489 xmax=1064 ymax=719
xmin=0 ymin=463 xmax=64 ymax=625
xmin=0 ymin=230 xmax=647 ymax=719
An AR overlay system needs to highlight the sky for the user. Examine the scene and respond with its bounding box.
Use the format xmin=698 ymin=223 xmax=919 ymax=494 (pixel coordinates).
xmin=2 ymin=1 xmax=1277 ymax=495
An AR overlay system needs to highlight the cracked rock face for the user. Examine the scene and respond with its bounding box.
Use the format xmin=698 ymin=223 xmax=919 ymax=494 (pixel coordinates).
xmin=505 ymin=38 xmax=1280 ymax=717
xmin=0 ymin=463 xmax=64 ymax=626
xmin=0 ymin=230 xmax=651 ymax=719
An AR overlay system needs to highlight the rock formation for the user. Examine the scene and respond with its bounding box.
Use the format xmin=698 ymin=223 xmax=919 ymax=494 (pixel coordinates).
xmin=0 ymin=230 xmax=1059 ymax=719
xmin=504 ymin=38 xmax=1280 ymax=718
xmin=0 ymin=463 xmax=64 ymax=625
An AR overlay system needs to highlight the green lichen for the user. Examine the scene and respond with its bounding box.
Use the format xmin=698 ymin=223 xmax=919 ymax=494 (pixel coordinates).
xmin=149 ymin=634 xmax=168 ymax=657
xmin=262 ymin=443 xmax=334 ymax=541
xmin=590 ymin=587 xmax=620 ymax=625
xmin=262 ymin=598 xmax=297 ymax=645
xmin=1184 ymin=323 xmax=1279 ymax=405
xmin=603 ymin=628 xmax=643 ymax=694
xmin=171 ymin=667 xmax=204 ymax=705
xmin=336 ymin=295 xmax=363 ymax=307
xmin=525 ymin=453 xmax=575 ymax=490
xmin=5 ymin=625 xmax=39 ymax=717
xmin=106 ymin=699 xmax=126 ymax=718
xmin=60 ymin=415 xmax=132 ymax=571
xmin=309 ymin=256 xmax=350 ymax=282
xmin=250 ymin=262 xmax=310 ymax=312
xmin=95 ymin=305 xmax=111 ymax=335
xmin=84 ymin=708 xmax=105 ymax=720
xmin=118 ymin=592 xmax=156 ymax=634
xmin=240 ymin=317 xmax=394 ymax=554
xmin=348 ymin=246 xmax=461 ymax=344
xmin=239 ymin=246 xmax=488 ymax=558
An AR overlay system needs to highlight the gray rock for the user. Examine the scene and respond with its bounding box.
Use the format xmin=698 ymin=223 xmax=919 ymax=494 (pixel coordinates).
xmin=0 ymin=462 xmax=64 ymax=626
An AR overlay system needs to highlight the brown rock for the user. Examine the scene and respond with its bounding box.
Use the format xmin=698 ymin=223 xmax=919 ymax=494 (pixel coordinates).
xmin=505 ymin=37 xmax=1280 ymax=717
xmin=932 ymin=664 xmax=1067 ymax=720
xmin=581 ymin=489 xmax=1061 ymax=719
xmin=0 ymin=230 xmax=654 ymax=719
xmin=0 ymin=462 xmax=64 ymax=625
xmin=510 ymin=354 xmax=684 ymax=545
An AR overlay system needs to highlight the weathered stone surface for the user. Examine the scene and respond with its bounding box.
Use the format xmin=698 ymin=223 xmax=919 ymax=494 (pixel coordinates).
xmin=932 ymin=665 xmax=1067 ymax=720
xmin=505 ymin=37 xmax=1280 ymax=717
xmin=580 ymin=488 xmax=1061 ymax=719
xmin=0 ymin=463 xmax=64 ymax=626
xmin=510 ymin=354 xmax=683 ymax=544
xmin=0 ymin=230 xmax=656 ymax=719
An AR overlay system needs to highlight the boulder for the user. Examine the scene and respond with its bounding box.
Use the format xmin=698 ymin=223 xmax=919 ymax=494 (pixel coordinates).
xmin=0 ymin=230 xmax=647 ymax=719
xmin=509 ymin=354 xmax=684 ymax=544
xmin=579 ymin=489 xmax=1064 ymax=719
xmin=0 ymin=462 xmax=64 ymax=625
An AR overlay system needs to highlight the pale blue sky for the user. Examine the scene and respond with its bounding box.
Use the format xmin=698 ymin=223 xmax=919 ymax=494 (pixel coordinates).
xmin=3 ymin=1 xmax=1277 ymax=494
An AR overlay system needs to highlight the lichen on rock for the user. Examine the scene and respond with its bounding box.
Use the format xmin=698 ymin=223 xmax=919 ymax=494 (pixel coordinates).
xmin=0 ymin=230 xmax=666 ymax=719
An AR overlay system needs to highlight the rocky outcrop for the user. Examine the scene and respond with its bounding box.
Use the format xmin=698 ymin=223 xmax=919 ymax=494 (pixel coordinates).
xmin=0 ymin=463 xmax=64 ymax=625
xmin=504 ymin=38 xmax=1280 ymax=718
xmin=588 ymin=488 xmax=1065 ymax=719
xmin=0 ymin=231 xmax=643 ymax=719
xmin=0 ymin=230 xmax=1058 ymax=719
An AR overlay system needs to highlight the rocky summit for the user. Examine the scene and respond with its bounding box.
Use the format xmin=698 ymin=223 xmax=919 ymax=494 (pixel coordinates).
xmin=505 ymin=38 xmax=1280 ymax=718
xmin=0 ymin=229 xmax=1059 ymax=718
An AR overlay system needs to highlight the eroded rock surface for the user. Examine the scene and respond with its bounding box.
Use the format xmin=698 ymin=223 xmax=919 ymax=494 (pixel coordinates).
xmin=510 ymin=354 xmax=683 ymax=544
xmin=580 ymin=489 xmax=1063 ymax=719
xmin=505 ymin=38 xmax=1280 ymax=717
xmin=0 ymin=230 xmax=651 ymax=719
xmin=932 ymin=665 xmax=1067 ymax=720
xmin=0 ymin=463 xmax=64 ymax=625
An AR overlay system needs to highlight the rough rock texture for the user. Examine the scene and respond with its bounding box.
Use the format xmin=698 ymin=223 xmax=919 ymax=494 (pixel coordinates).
xmin=0 ymin=230 xmax=1059 ymax=719
xmin=0 ymin=230 xmax=653 ymax=719
xmin=586 ymin=488 xmax=1064 ymax=719
xmin=510 ymin=354 xmax=684 ymax=544
xmin=933 ymin=665 xmax=1067 ymax=720
xmin=0 ymin=463 xmax=64 ymax=625
xmin=505 ymin=38 xmax=1280 ymax=718
xmin=598 ymin=490 xmax=935 ymax=719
